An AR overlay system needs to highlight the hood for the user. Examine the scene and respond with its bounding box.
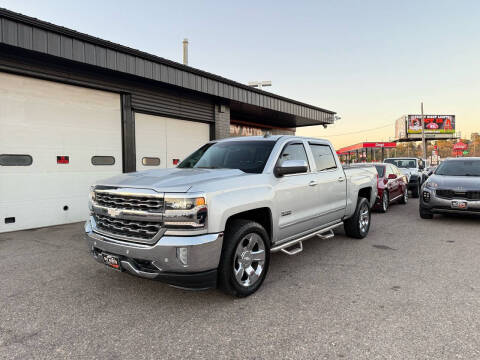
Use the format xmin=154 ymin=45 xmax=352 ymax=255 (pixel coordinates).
xmin=428 ymin=175 xmax=480 ymax=191
xmin=95 ymin=168 xmax=247 ymax=193
xmin=399 ymin=168 xmax=417 ymax=175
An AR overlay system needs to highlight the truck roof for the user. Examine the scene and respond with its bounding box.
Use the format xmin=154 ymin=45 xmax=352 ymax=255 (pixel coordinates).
xmin=215 ymin=135 xmax=330 ymax=143
xmin=384 ymin=157 xmax=420 ymax=160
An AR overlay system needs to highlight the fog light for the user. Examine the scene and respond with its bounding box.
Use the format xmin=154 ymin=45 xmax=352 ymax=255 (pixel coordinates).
xmin=423 ymin=191 xmax=431 ymax=202
xmin=177 ymin=247 xmax=188 ymax=265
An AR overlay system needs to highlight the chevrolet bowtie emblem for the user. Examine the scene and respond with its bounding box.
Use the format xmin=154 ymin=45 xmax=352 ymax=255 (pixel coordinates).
xmin=107 ymin=208 xmax=122 ymax=217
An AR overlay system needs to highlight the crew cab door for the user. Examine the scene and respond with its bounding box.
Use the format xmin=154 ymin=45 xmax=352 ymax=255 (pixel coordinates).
xmin=385 ymin=164 xmax=401 ymax=199
xmin=307 ymin=142 xmax=347 ymax=225
xmin=274 ymin=141 xmax=321 ymax=242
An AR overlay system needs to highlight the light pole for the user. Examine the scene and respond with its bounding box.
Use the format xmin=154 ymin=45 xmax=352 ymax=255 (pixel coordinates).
xmin=248 ymin=81 xmax=272 ymax=90
xmin=421 ymin=102 xmax=427 ymax=161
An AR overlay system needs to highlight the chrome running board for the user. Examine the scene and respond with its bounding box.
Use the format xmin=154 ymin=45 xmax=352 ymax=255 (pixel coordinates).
xmin=271 ymin=222 xmax=343 ymax=255
xmin=280 ymin=241 xmax=303 ymax=256
xmin=317 ymin=229 xmax=335 ymax=240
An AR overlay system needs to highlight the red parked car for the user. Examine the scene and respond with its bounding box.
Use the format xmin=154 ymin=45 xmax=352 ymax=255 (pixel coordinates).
xmin=350 ymin=163 xmax=408 ymax=212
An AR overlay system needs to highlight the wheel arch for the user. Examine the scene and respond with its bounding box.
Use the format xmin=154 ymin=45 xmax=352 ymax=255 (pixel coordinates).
xmin=358 ymin=187 xmax=372 ymax=202
xmin=224 ymin=207 xmax=273 ymax=244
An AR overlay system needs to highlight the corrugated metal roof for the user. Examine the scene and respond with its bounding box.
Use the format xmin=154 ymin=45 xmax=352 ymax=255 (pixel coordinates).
xmin=0 ymin=8 xmax=335 ymax=124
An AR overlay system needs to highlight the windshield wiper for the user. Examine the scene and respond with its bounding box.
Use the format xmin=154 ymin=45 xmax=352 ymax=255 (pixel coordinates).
xmin=196 ymin=166 xmax=223 ymax=169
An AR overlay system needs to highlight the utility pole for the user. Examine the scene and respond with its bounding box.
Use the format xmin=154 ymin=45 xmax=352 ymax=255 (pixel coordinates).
xmin=421 ymin=102 xmax=427 ymax=161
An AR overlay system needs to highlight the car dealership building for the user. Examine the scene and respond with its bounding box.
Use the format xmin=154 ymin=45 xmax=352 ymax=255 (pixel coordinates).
xmin=0 ymin=9 xmax=335 ymax=232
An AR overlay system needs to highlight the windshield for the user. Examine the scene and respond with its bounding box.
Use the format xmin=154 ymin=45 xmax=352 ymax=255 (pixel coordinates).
xmin=435 ymin=160 xmax=480 ymax=176
xmin=177 ymin=140 xmax=276 ymax=174
xmin=374 ymin=165 xmax=385 ymax=177
xmin=385 ymin=159 xmax=417 ymax=168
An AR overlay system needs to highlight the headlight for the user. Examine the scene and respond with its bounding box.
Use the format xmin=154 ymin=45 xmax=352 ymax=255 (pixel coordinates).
xmin=89 ymin=186 xmax=96 ymax=202
xmin=425 ymin=181 xmax=439 ymax=189
xmin=164 ymin=195 xmax=207 ymax=230
xmin=88 ymin=186 xmax=96 ymax=212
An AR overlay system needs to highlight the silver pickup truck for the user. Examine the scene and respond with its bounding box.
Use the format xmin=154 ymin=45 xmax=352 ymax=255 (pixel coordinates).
xmin=85 ymin=135 xmax=377 ymax=297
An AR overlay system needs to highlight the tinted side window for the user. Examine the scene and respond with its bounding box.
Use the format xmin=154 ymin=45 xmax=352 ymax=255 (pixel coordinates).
xmin=279 ymin=143 xmax=309 ymax=170
xmin=374 ymin=165 xmax=385 ymax=177
xmin=0 ymin=154 xmax=33 ymax=166
xmin=309 ymin=144 xmax=337 ymax=171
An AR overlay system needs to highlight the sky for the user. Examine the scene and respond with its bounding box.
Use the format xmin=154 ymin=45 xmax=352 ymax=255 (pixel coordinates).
xmin=1 ymin=0 xmax=479 ymax=148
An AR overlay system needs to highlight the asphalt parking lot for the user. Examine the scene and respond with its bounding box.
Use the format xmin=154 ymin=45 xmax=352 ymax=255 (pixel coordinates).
xmin=1 ymin=198 xmax=480 ymax=360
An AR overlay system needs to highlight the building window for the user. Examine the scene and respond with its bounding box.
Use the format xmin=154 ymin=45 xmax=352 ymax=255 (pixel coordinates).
xmin=142 ymin=157 xmax=161 ymax=166
xmin=91 ymin=156 xmax=115 ymax=166
xmin=0 ymin=154 xmax=33 ymax=166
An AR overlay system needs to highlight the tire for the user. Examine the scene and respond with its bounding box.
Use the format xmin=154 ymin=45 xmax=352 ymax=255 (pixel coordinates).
xmin=411 ymin=183 xmax=420 ymax=198
xmin=419 ymin=207 xmax=434 ymax=219
xmin=399 ymin=187 xmax=408 ymax=204
xmin=380 ymin=191 xmax=389 ymax=213
xmin=218 ymin=219 xmax=270 ymax=297
xmin=344 ymin=197 xmax=371 ymax=239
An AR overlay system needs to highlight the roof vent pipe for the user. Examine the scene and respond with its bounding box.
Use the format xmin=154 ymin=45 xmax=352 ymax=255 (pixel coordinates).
xmin=183 ymin=38 xmax=188 ymax=65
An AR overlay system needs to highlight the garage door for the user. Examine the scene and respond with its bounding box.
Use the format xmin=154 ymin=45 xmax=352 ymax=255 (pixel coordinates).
xmin=0 ymin=72 xmax=122 ymax=233
xmin=135 ymin=113 xmax=210 ymax=171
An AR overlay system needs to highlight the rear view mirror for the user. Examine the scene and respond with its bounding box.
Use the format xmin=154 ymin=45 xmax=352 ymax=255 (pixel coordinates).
xmin=274 ymin=160 xmax=308 ymax=177
xmin=388 ymin=174 xmax=397 ymax=180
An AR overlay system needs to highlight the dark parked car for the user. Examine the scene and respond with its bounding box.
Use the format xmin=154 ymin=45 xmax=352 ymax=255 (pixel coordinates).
xmin=384 ymin=157 xmax=427 ymax=198
xmin=350 ymin=163 xmax=408 ymax=212
xmin=420 ymin=158 xmax=480 ymax=219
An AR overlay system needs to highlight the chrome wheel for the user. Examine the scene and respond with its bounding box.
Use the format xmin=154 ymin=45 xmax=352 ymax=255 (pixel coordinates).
xmin=233 ymin=233 xmax=266 ymax=287
xmin=359 ymin=202 xmax=370 ymax=234
xmin=404 ymin=188 xmax=408 ymax=203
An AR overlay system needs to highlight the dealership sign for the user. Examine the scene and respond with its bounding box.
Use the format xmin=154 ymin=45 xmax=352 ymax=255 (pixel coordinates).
xmin=407 ymin=115 xmax=455 ymax=134
xmin=230 ymin=123 xmax=265 ymax=137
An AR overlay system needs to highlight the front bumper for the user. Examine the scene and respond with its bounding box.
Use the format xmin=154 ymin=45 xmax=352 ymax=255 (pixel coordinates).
xmin=85 ymin=217 xmax=223 ymax=289
xmin=408 ymin=175 xmax=421 ymax=189
xmin=421 ymin=188 xmax=480 ymax=215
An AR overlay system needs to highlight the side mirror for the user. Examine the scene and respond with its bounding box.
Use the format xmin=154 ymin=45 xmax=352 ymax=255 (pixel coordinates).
xmin=418 ymin=163 xmax=425 ymax=170
xmin=274 ymin=160 xmax=308 ymax=177
xmin=388 ymin=174 xmax=397 ymax=180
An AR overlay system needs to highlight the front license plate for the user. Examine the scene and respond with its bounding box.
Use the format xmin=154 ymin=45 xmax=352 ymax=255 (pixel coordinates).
xmin=102 ymin=254 xmax=121 ymax=270
xmin=451 ymin=200 xmax=468 ymax=210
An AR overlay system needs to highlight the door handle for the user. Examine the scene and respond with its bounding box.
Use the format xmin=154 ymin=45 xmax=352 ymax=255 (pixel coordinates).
xmin=338 ymin=177 xmax=345 ymax=182
xmin=309 ymin=180 xmax=318 ymax=187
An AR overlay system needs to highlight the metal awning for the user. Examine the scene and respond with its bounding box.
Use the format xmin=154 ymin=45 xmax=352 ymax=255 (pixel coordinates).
xmin=336 ymin=142 xmax=397 ymax=155
xmin=0 ymin=8 xmax=335 ymax=127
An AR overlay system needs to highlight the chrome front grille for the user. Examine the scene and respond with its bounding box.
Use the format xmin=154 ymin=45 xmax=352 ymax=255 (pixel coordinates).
xmin=436 ymin=189 xmax=480 ymax=200
xmin=95 ymin=191 xmax=164 ymax=212
xmin=94 ymin=214 xmax=162 ymax=241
